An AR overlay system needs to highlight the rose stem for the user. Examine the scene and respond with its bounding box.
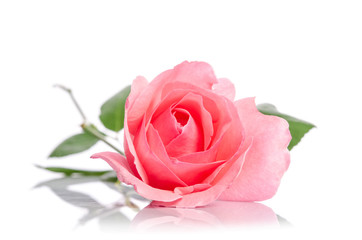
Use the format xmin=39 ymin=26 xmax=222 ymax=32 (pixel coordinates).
xmin=54 ymin=84 xmax=125 ymax=156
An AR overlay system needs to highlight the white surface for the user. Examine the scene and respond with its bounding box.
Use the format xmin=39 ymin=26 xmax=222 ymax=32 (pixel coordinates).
xmin=1 ymin=0 xmax=362 ymax=239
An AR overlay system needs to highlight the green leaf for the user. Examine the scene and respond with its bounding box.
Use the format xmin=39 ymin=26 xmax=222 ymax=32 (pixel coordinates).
xmin=99 ymin=85 xmax=131 ymax=132
xmin=257 ymin=103 xmax=315 ymax=150
xmin=35 ymin=165 xmax=112 ymax=177
xmin=49 ymin=132 xmax=99 ymax=157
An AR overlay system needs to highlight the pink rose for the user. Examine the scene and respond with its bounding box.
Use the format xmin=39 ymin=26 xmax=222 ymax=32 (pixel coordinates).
xmin=92 ymin=61 xmax=291 ymax=208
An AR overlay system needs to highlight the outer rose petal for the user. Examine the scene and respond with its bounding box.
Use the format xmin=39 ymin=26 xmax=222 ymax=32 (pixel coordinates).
xmin=166 ymin=61 xmax=218 ymax=90
xmin=212 ymin=78 xmax=236 ymax=101
xmin=124 ymin=107 xmax=149 ymax=184
xmin=91 ymin=152 xmax=181 ymax=202
xmin=151 ymin=185 xmax=227 ymax=208
xmin=126 ymin=76 xmax=148 ymax=110
xmin=134 ymin=118 xmax=188 ymax=190
xmin=127 ymin=61 xmax=218 ymax=133
xmin=218 ymin=98 xmax=291 ymax=201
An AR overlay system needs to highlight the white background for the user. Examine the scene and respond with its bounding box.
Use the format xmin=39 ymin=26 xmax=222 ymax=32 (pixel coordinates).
xmin=1 ymin=0 xmax=362 ymax=239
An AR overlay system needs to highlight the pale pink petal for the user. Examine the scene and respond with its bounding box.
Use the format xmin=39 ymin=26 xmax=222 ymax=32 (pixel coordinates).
xmin=126 ymin=76 xmax=148 ymax=110
xmin=212 ymin=78 xmax=236 ymax=101
xmin=218 ymin=97 xmax=291 ymax=201
xmin=91 ymin=152 xmax=181 ymax=202
xmin=164 ymin=61 xmax=218 ymax=90
xmin=174 ymin=186 xmax=195 ymax=195
xmin=151 ymin=185 xmax=227 ymax=208
xmin=174 ymin=184 xmax=211 ymax=195
xmin=192 ymin=184 xmax=213 ymax=192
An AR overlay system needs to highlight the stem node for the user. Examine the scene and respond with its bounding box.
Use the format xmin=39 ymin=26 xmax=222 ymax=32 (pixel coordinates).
xmin=55 ymin=84 xmax=125 ymax=156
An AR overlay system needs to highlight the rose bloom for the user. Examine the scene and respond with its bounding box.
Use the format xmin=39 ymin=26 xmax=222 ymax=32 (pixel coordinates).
xmin=92 ymin=61 xmax=291 ymax=208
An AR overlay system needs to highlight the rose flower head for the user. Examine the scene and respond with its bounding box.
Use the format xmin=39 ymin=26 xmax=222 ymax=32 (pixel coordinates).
xmin=92 ymin=61 xmax=291 ymax=208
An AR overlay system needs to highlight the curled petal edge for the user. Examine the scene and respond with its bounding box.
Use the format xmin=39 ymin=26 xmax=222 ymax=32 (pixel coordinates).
xmin=91 ymin=152 xmax=182 ymax=202
xmin=212 ymin=78 xmax=236 ymax=101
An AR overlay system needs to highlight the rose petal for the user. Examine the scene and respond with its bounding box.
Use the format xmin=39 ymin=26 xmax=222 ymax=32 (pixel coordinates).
xmin=160 ymin=81 xmax=237 ymax=154
xmin=127 ymin=61 xmax=218 ymax=134
xmin=165 ymin=110 xmax=203 ymax=157
xmin=150 ymin=91 xmax=215 ymax=151
xmin=151 ymin=139 xmax=252 ymax=207
xmin=218 ymin=97 xmax=291 ymax=201
xmin=172 ymin=92 xmax=214 ymax=150
xmin=124 ymin=108 xmax=149 ymax=184
xmin=174 ymin=184 xmax=211 ymax=195
xmin=168 ymin=61 xmax=218 ymax=90
xmin=157 ymin=82 xmax=245 ymax=163
xmin=212 ymin=97 xmax=244 ymax=161
xmin=212 ymin=78 xmax=236 ymax=101
xmin=176 ymin=140 xmax=221 ymax=164
xmin=169 ymin=157 xmax=226 ymax=186
xmin=151 ymin=107 xmax=180 ymax=145
xmin=204 ymin=138 xmax=252 ymax=186
xmin=126 ymin=76 xmax=148 ymax=110
xmin=147 ymin=125 xmax=226 ymax=185
xmin=134 ymin=117 xmax=188 ymax=190
xmin=151 ymin=185 xmax=227 ymax=208
xmin=91 ymin=152 xmax=181 ymax=202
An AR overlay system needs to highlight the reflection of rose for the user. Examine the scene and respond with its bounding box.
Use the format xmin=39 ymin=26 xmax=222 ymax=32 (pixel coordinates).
xmin=131 ymin=201 xmax=279 ymax=230
xmin=92 ymin=61 xmax=291 ymax=207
